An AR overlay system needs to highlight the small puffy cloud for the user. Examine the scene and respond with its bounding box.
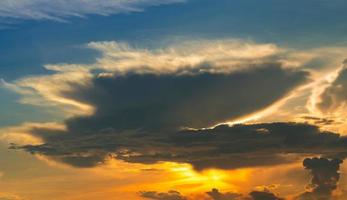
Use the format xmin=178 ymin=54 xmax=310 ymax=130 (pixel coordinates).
xmin=140 ymin=190 xmax=187 ymax=200
xmin=0 ymin=0 xmax=183 ymax=22
xmin=249 ymin=190 xmax=283 ymax=200
xmin=207 ymin=188 xmax=242 ymax=200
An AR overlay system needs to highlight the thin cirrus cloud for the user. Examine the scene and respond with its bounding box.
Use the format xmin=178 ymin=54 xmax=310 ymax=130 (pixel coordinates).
xmin=0 ymin=0 xmax=184 ymax=21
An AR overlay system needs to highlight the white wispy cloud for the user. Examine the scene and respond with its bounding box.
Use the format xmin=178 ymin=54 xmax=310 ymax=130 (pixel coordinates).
xmin=0 ymin=0 xmax=184 ymax=21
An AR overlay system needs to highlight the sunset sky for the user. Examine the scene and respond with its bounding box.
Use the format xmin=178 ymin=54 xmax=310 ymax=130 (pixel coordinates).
xmin=1 ymin=1 xmax=347 ymax=200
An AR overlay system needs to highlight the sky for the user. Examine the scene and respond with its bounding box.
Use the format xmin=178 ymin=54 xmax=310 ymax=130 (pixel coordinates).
xmin=1 ymin=0 xmax=347 ymax=200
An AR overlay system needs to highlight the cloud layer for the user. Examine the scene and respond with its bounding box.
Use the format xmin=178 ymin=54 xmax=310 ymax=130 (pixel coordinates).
xmin=18 ymin=122 xmax=347 ymax=170
xmin=141 ymin=187 xmax=284 ymax=200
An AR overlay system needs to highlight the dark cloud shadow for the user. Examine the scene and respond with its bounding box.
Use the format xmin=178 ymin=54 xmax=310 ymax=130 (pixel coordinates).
xmin=60 ymin=63 xmax=308 ymax=132
xmin=18 ymin=122 xmax=347 ymax=170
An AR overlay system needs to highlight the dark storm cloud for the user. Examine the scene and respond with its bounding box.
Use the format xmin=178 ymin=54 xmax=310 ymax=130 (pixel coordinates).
xmin=20 ymin=122 xmax=347 ymax=170
xmin=60 ymin=63 xmax=308 ymax=132
xmin=296 ymin=158 xmax=343 ymax=200
xmin=317 ymin=63 xmax=347 ymax=112
xmin=140 ymin=190 xmax=187 ymax=200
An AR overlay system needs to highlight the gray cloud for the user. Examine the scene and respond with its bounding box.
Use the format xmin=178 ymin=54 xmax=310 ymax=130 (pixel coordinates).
xmin=249 ymin=191 xmax=283 ymax=200
xmin=50 ymin=63 xmax=308 ymax=132
xmin=207 ymin=188 xmax=243 ymax=200
xmin=296 ymin=158 xmax=343 ymax=200
xmin=19 ymin=122 xmax=347 ymax=170
xmin=140 ymin=190 xmax=187 ymax=200
xmin=0 ymin=0 xmax=183 ymax=22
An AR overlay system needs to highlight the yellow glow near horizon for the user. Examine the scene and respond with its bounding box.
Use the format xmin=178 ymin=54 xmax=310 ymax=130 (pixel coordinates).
xmin=164 ymin=163 xmax=252 ymax=193
xmin=104 ymin=161 xmax=253 ymax=197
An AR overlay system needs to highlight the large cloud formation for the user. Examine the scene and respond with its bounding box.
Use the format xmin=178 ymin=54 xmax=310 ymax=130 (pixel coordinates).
xmin=0 ymin=0 xmax=183 ymax=21
xmin=8 ymin=40 xmax=347 ymax=170
xmin=59 ymin=63 xmax=307 ymax=130
xmin=12 ymin=62 xmax=315 ymax=168
xmin=7 ymin=41 xmax=347 ymax=170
